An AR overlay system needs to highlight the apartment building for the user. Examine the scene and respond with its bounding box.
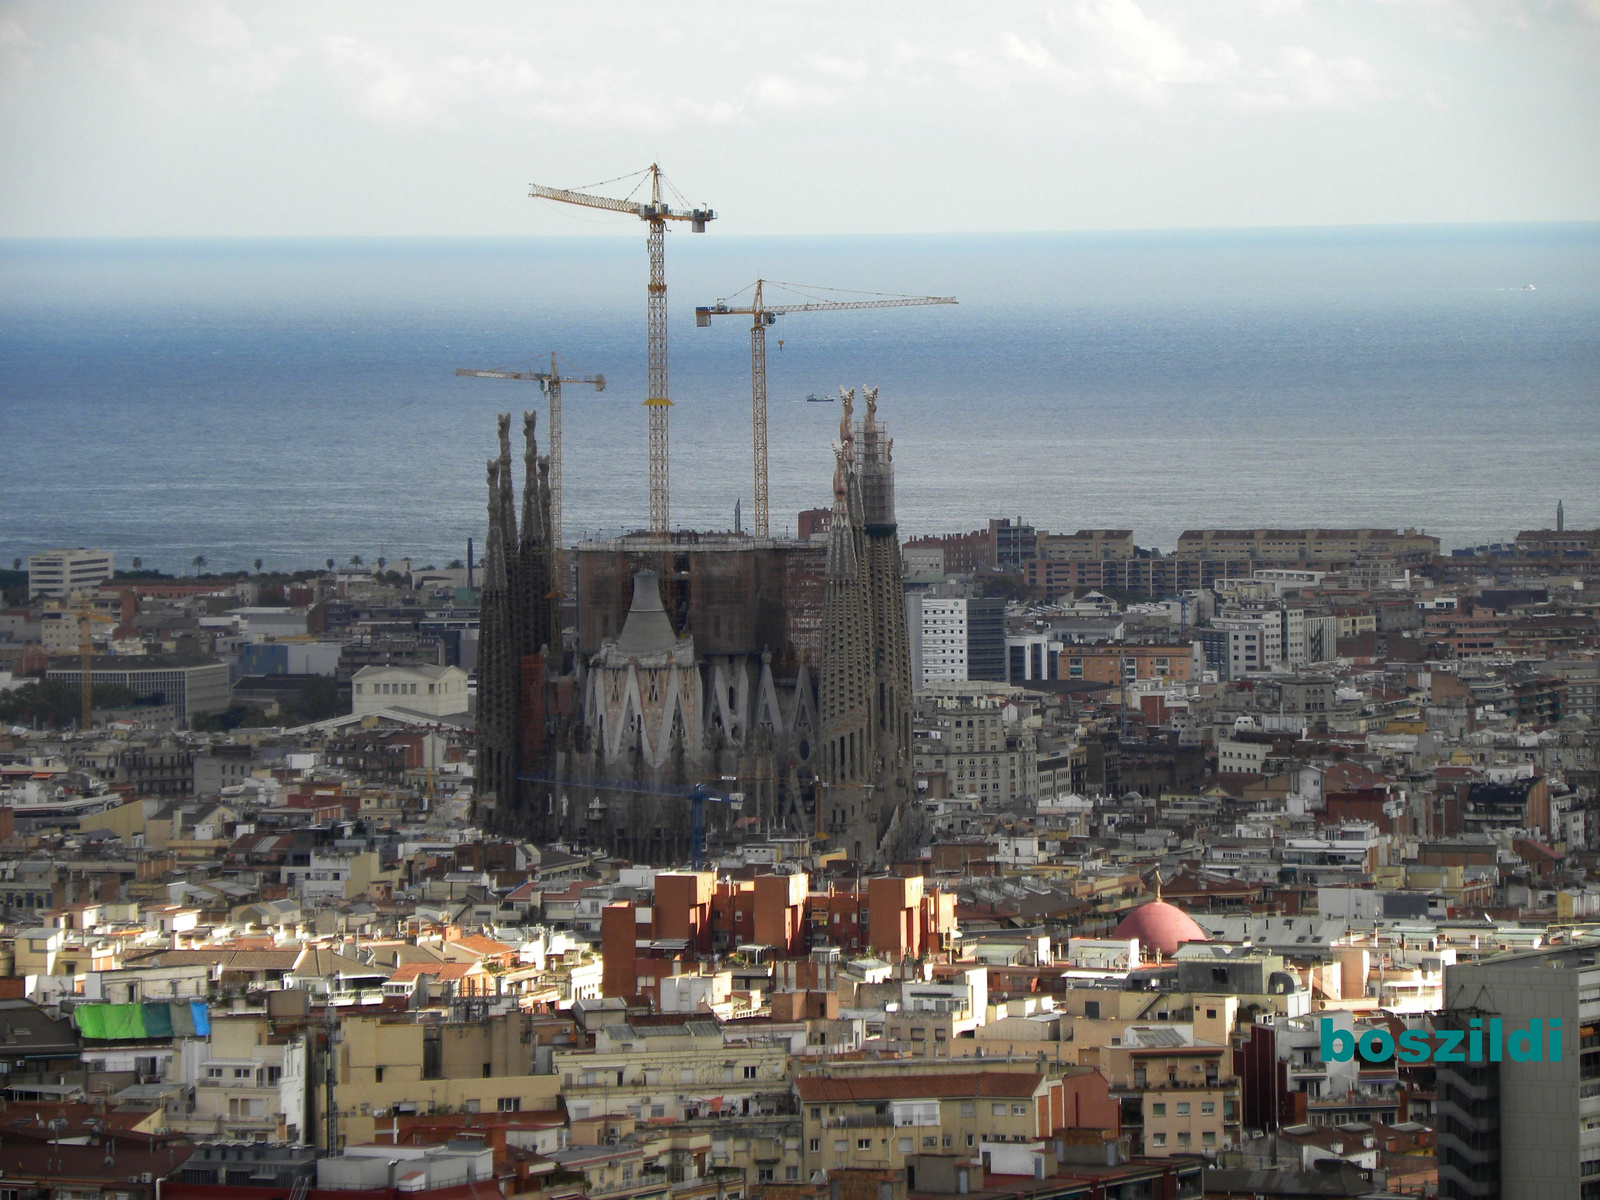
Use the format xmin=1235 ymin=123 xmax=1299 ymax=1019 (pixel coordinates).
xmin=794 ymin=1065 xmax=1119 ymax=1177
xmin=553 ymin=1019 xmax=793 ymax=1124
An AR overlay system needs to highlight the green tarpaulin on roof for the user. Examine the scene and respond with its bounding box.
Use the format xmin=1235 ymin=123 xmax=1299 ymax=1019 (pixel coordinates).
xmin=73 ymin=1002 xmax=210 ymax=1041
xmin=140 ymin=1003 xmax=173 ymax=1038
xmin=72 ymin=1005 xmax=106 ymax=1039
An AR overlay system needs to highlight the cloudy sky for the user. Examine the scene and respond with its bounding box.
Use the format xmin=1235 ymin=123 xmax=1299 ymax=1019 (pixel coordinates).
xmin=2 ymin=0 xmax=1598 ymax=235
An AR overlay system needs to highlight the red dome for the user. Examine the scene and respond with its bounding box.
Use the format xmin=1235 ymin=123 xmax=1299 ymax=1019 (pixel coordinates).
xmin=1112 ymin=900 xmax=1208 ymax=958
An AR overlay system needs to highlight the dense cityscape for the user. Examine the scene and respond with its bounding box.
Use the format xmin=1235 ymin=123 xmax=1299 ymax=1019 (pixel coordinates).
xmin=2 ymin=411 xmax=1598 ymax=1200
xmin=2 ymin=8 xmax=1596 ymax=1200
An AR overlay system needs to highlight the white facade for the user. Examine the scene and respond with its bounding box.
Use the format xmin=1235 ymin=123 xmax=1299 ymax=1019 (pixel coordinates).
xmin=914 ymin=596 xmax=973 ymax=687
xmin=351 ymin=664 xmax=470 ymax=716
xmin=28 ymin=548 xmax=113 ymax=597
xmin=1213 ymin=613 xmax=1285 ymax=677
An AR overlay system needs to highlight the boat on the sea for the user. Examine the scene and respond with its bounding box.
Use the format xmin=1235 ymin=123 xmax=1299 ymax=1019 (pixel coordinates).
xmin=805 ymin=393 xmax=835 ymax=402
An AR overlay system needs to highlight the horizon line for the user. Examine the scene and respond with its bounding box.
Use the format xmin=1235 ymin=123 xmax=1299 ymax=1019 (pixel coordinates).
xmin=4 ymin=219 xmax=1600 ymax=243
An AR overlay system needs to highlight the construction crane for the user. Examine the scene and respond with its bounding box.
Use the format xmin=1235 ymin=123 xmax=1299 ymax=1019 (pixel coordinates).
xmin=528 ymin=165 xmax=715 ymax=539
xmin=65 ymin=593 xmax=114 ymax=731
xmin=695 ymin=280 xmax=956 ymax=538
xmin=518 ymin=770 xmax=740 ymax=869
xmin=455 ymin=354 xmax=605 ymax=586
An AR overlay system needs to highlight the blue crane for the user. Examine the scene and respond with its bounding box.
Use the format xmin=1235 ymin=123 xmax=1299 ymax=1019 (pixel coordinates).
xmin=517 ymin=771 xmax=742 ymax=869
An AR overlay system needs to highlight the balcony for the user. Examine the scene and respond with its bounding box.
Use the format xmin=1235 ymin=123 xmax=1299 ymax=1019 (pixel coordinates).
xmin=824 ymin=1115 xmax=893 ymax=1130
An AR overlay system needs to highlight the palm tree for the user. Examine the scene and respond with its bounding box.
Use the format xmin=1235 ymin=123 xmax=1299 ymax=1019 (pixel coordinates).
xmin=131 ymin=557 xmax=141 ymax=570
xmin=192 ymin=554 xmax=207 ymax=574
xmin=254 ymin=558 xmax=263 ymax=573
xmin=11 ymin=558 xmax=20 ymax=571
xmin=326 ymin=558 xmax=335 ymax=572
xmin=349 ymin=554 xmax=364 ymax=568
xmin=376 ymin=555 xmax=387 ymax=572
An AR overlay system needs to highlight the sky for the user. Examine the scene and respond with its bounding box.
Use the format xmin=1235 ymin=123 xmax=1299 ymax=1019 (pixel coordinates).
xmin=1 ymin=1 xmax=1599 ymax=236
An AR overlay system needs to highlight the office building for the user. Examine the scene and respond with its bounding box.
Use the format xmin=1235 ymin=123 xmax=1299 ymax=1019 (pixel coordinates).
xmin=28 ymin=548 xmax=114 ymax=597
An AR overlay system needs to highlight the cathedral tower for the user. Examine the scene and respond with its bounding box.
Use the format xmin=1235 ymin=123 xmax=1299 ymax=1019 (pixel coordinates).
xmin=818 ymin=387 xmax=918 ymax=865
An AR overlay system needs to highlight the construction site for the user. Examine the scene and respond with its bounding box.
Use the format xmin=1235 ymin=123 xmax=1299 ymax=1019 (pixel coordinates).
xmin=464 ymin=164 xmax=952 ymax=869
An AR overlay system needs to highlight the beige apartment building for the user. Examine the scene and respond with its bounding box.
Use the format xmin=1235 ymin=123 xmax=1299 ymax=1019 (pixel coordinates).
xmin=331 ymin=1011 xmax=562 ymax=1148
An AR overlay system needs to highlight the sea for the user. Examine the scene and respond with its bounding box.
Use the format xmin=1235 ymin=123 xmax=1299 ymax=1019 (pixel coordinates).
xmin=2 ymin=225 xmax=1597 ymax=576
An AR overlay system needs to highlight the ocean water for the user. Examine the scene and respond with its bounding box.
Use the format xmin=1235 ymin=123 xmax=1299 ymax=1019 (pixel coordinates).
xmin=2 ymin=226 xmax=1597 ymax=575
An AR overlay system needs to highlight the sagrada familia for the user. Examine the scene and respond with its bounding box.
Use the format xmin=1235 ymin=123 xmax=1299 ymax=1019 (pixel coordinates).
xmin=474 ymin=389 xmax=924 ymax=867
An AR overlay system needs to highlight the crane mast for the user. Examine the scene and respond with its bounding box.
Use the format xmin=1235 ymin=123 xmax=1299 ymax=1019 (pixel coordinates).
xmin=529 ymin=165 xmax=714 ymax=540
xmin=455 ymin=355 xmax=605 ymax=589
xmin=696 ymin=281 xmax=956 ymax=538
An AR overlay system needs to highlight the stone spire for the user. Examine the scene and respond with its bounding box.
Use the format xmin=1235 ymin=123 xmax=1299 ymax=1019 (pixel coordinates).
xmin=477 ymin=454 xmax=518 ymax=809
xmin=818 ymin=385 xmax=916 ymax=865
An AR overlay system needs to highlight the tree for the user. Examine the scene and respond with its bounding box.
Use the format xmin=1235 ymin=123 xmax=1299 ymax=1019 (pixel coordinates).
xmin=193 ymin=704 xmax=271 ymax=733
xmin=131 ymin=557 xmax=141 ymax=570
xmin=376 ymin=555 xmax=386 ymax=571
xmin=11 ymin=558 xmax=19 ymax=571
xmin=349 ymin=554 xmax=364 ymax=568
xmin=446 ymin=559 xmax=464 ymax=570
xmin=192 ymin=554 xmax=207 ymax=573
xmin=280 ymin=675 xmax=345 ymax=725
xmin=254 ymin=558 xmax=263 ymax=573
xmin=0 ymin=681 xmax=140 ymax=729
xmin=326 ymin=558 xmax=335 ymax=571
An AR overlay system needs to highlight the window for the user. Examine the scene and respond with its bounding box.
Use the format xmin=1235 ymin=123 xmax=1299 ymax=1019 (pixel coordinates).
xmin=965 ymin=1134 xmax=974 ymax=1148
xmin=498 ymin=1097 xmax=520 ymax=1113
xmin=1177 ymin=1133 xmax=1191 ymax=1148
xmin=922 ymin=1137 xmax=937 ymax=1148
xmin=1084 ymin=1000 xmax=1100 ymax=1019
xmin=942 ymin=1135 xmax=952 ymax=1148
xmin=898 ymin=1138 xmax=912 ymax=1153
xmin=1202 ymin=1131 xmax=1217 ymax=1146
xmin=992 ymin=1103 xmax=1006 ymax=1117
xmin=1151 ymin=1103 xmax=1166 ymax=1117
xmin=1176 ymin=1103 xmax=1190 ymax=1117
xmin=834 ymin=1141 xmax=848 ymax=1153
xmin=1152 ymin=1133 xmax=1167 ymax=1147
xmin=1201 ymin=1102 xmax=1215 ymax=1116
xmin=374 ymin=1067 xmax=384 ymax=1084
xmin=758 ymin=1170 xmax=774 ymax=1183
xmin=857 ymin=1139 xmax=873 ymax=1151
xmin=961 ymin=1102 xmax=976 ymax=1118
xmin=786 ymin=1167 xmax=800 ymax=1182
xmin=744 ymin=1065 xmax=758 ymax=1080
xmin=1205 ymin=1009 xmax=1217 ymax=1019
xmin=810 ymin=1139 xmax=820 ymax=1152
xmin=811 ymin=1108 xmax=822 ymax=1120
xmin=1011 ymin=1104 xmax=1027 ymax=1116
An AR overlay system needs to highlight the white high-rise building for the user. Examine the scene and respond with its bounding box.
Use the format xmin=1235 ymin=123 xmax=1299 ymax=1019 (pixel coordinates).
xmin=27 ymin=548 xmax=114 ymax=597
xmin=906 ymin=594 xmax=1005 ymax=691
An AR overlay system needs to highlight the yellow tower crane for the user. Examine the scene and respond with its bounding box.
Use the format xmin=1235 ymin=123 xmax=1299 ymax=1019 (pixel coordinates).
xmin=455 ymin=353 xmax=605 ymax=589
xmin=66 ymin=592 xmax=114 ymax=731
xmin=695 ymin=280 xmax=956 ymax=538
xmin=528 ymin=165 xmax=714 ymax=540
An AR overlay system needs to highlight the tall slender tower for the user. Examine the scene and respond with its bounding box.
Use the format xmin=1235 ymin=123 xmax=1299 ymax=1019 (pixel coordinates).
xmin=1558 ymin=499 xmax=1565 ymax=532
xmin=475 ymin=411 xmax=561 ymax=817
xmin=818 ymin=387 xmax=917 ymax=865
